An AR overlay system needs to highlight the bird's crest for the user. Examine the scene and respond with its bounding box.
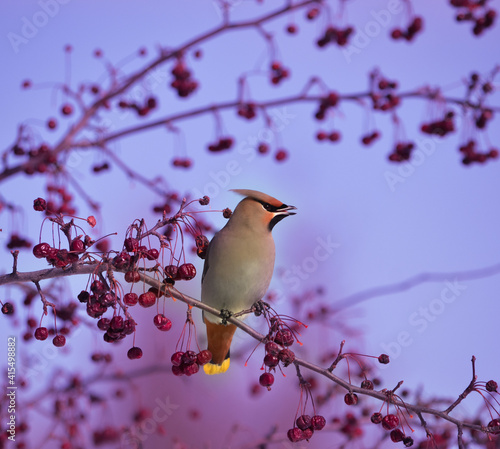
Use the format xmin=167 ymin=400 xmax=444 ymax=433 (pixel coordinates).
xmin=230 ymin=189 xmax=283 ymax=208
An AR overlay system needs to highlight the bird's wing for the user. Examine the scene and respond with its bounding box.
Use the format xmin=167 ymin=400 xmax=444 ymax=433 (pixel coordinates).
xmin=201 ymin=240 xmax=211 ymax=284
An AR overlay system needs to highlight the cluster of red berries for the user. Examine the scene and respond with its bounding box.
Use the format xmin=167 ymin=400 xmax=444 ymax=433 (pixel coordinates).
xmin=316 ymin=130 xmax=341 ymax=143
xmin=11 ymin=142 xmax=57 ymax=175
xmin=237 ymin=102 xmax=257 ymax=119
xmin=33 ymin=239 xmax=88 ymax=268
xmin=6 ymin=234 xmax=31 ymax=250
xmin=388 ymin=142 xmax=415 ymax=162
xmin=270 ymin=61 xmax=289 ymax=85
xmin=287 ymin=414 xmax=327 ymax=442
xmin=259 ymin=340 xmax=296 ymax=390
xmin=314 ymin=91 xmax=339 ymax=120
xmin=171 ymin=60 xmax=198 ymax=98
xmin=475 ymin=108 xmax=493 ymax=129
xmin=361 ymin=131 xmax=381 ymax=146
xmin=317 ymin=26 xmax=354 ymax=47
xmin=170 ymin=349 xmax=212 ymax=376
xmin=421 ymin=112 xmax=455 ymax=136
xmin=97 ymin=314 xmax=136 ymax=344
xmin=42 ymin=185 xmax=77 ymax=215
xmin=171 ymin=157 xmax=193 ymax=168
xmin=118 ymin=96 xmax=158 ymax=117
xmin=163 ymin=263 xmax=197 ymax=284
xmin=371 ymin=77 xmax=400 ymax=111
xmin=371 ymin=412 xmax=413 ymax=446
xmin=451 ymin=0 xmax=496 ymax=35
xmin=207 ymin=137 xmax=234 ymax=152
xmin=391 ymin=16 xmax=424 ymax=41
xmin=459 ymin=140 xmax=498 ymax=165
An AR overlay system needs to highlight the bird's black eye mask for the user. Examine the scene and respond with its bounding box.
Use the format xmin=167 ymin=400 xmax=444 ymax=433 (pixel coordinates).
xmin=255 ymin=199 xmax=289 ymax=213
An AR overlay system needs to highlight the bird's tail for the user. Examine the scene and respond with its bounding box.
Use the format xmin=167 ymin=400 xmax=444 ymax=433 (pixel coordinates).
xmin=203 ymin=317 xmax=237 ymax=375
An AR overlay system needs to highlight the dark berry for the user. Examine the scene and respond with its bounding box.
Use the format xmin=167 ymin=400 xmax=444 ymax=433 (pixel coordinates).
xmin=287 ymin=427 xmax=305 ymax=442
xmin=34 ymin=327 xmax=48 ymax=340
xmin=488 ymin=419 xmax=500 ymax=434
xmin=124 ymin=271 xmax=141 ymax=283
xmin=274 ymin=329 xmax=294 ymax=347
xmin=391 ymin=429 xmax=404 ymax=442
xmin=259 ymin=372 xmax=274 ymax=388
xmin=138 ymin=291 xmax=156 ymax=308
xmin=110 ymin=316 xmax=124 ymax=331
xmin=296 ymin=415 xmax=312 ymax=430
xmin=178 ymin=263 xmax=196 ymax=280
xmin=486 ymin=380 xmax=498 ymax=392
xmin=171 ymin=351 xmax=184 ymax=366
xmin=378 ymin=354 xmax=390 ymax=364
xmin=97 ymin=318 xmax=110 ymax=331
xmin=264 ymin=353 xmax=279 ymax=367
xmin=127 ymin=347 xmax=143 ymax=360
xmin=123 ymin=293 xmax=138 ymax=306
xmin=124 ymin=237 xmax=139 ymax=252
xmin=344 ymin=393 xmax=358 ymax=405
xmin=33 ymin=197 xmax=47 ymax=211
xmin=183 ymin=362 xmax=200 ymax=376
xmin=196 ymin=350 xmax=212 ymax=366
xmin=33 ymin=242 xmax=51 ymax=259
xmin=278 ymin=348 xmax=295 ymax=366
xmin=53 ymin=335 xmax=66 ymax=347
xmin=311 ymin=415 xmax=326 ymax=430
xmin=265 ymin=341 xmax=280 ymax=355
xmin=77 ymin=290 xmax=90 ymax=303
xmin=1 ymin=303 xmax=14 ymax=315
xmin=382 ymin=414 xmax=399 ymax=430
xmin=361 ymin=379 xmax=374 ymax=390
xmin=371 ymin=412 xmax=383 ymax=424
xmin=181 ymin=350 xmax=197 ymax=365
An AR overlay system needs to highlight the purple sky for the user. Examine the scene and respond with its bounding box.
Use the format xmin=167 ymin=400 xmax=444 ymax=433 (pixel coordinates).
xmin=1 ymin=1 xmax=499 ymax=448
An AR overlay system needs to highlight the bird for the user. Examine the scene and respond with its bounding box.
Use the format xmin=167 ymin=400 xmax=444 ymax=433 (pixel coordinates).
xmin=201 ymin=189 xmax=296 ymax=375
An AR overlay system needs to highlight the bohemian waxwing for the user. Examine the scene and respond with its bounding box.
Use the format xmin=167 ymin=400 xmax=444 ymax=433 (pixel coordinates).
xmin=201 ymin=189 xmax=296 ymax=375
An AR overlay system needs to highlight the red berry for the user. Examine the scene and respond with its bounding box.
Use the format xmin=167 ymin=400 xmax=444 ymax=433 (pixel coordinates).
xmin=157 ymin=318 xmax=172 ymax=331
xmin=47 ymin=119 xmax=57 ymax=130
xmin=70 ymin=238 xmax=85 ymax=254
xmin=264 ymin=353 xmax=279 ymax=367
xmin=316 ymin=131 xmax=327 ymax=141
xmin=171 ymin=351 xmax=184 ymax=366
xmin=274 ymin=329 xmax=294 ymax=347
xmin=311 ymin=415 xmax=326 ymax=430
xmin=33 ymin=197 xmax=47 ymax=211
xmin=33 ymin=242 xmax=51 ymax=258
xmin=127 ymin=347 xmax=143 ymax=360
xmin=34 ymin=327 xmax=48 ymax=340
xmin=97 ymin=318 xmax=110 ymax=331
xmin=287 ymin=427 xmax=305 ymax=442
xmin=178 ymin=263 xmax=196 ymax=280
xmin=329 ymin=131 xmax=341 ymax=142
xmin=124 ymin=237 xmax=139 ymax=252
xmin=382 ymin=414 xmax=399 ymax=430
xmin=361 ymin=379 xmax=374 ymax=390
xmin=183 ymin=362 xmax=200 ymax=376
xmin=257 ymin=143 xmax=269 ymax=154
xmin=164 ymin=264 xmax=179 ymax=281
xmin=181 ymin=351 xmax=197 ymax=365
xmin=371 ymin=412 xmax=383 ymax=424
xmin=259 ymin=372 xmax=274 ymax=388
xmin=2 ymin=302 xmax=15 ymax=315
xmin=123 ymin=292 xmax=138 ymax=306
xmin=306 ymin=8 xmax=319 ymax=20
xmin=196 ymin=350 xmax=212 ymax=366
xmin=124 ymin=271 xmax=140 ymax=283
xmin=488 ymin=419 xmax=500 ymax=435
xmin=378 ymin=354 xmax=390 ymax=364
xmin=286 ymin=24 xmax=298 ymax=34
xmin=302 ymin=428 xmax=314 ymax=440
xmin=171 ymin=365 xmax=183 ymax=376
xmin=489 ymin=148 xmax=499 ymax=159
xmin=390 ymin=429 xmax=404 ymax=442
xmin=278 ymin=348 xmax=295 ymax=366
xmin=223 ymin=208 xmax=232 ymax=219
xmin=53 ymin=335 xmax=66 ymax=347
xmin=110 ymin=316 xmax=124 ymax=331
xmin=61 ymin=104 xmax=73 ymax=116
xmin=138 ymin=291 xmax=156 ymax=308
xmin=265 ymin=341 xmax=280 ymax=355
xmin=296 ymin=415 xmax=312 ymax=430
xmin=344 ymin=393 xmax=358 ymax=405
xmin=486 ymin=380 xmax=498 ymax=392
xmin=275 ymin=149 xmax=288 ymax=161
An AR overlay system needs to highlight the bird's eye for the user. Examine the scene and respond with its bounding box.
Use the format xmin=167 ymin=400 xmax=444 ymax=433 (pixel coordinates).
xmin=262 ymin=203 xmax=272 ymax=211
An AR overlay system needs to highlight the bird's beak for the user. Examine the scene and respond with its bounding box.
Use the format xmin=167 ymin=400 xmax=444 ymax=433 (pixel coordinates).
xmin=279 ymin=205 xmax=297 ymax=216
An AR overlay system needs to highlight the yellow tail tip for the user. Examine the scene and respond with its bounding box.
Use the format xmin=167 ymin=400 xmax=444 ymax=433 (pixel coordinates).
xmin=203 ymin=358 xmax=230 ymax=375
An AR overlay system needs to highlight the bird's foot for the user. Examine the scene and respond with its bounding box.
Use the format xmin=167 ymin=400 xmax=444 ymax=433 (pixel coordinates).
xmin=252 ymin=300 xmax=270 ymax=317
xmin=220 ymin=308 xmax=232 ymax=325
